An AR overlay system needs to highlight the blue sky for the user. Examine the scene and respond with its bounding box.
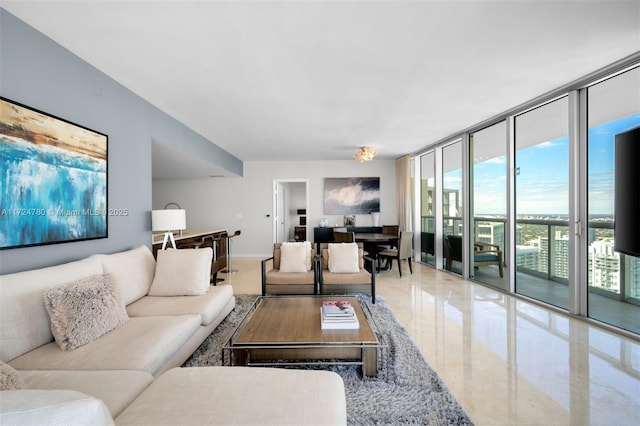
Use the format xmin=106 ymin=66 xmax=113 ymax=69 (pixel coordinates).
xmin=515 ymin=135 xmax=570 ymax=216
xmin=469 ymin=114 xmax=640 ymax=216
xmin=587 ymin=114 xmax=640 ymax=215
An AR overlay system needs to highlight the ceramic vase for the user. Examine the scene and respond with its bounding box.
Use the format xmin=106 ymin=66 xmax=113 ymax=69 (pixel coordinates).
xmin=370 ymin=212 xmax=380 ymax=227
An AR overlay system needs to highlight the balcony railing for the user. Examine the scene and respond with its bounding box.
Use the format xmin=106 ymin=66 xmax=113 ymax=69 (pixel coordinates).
xmin=419 ymin=216 xmax=638 ymax=303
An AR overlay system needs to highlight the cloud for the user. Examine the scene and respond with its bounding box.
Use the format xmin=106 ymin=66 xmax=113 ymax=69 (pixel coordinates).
xmin=536 ymin=140 xmax=560 ymax=149
xmin=483 ymin=156 xmax=507 ymax=165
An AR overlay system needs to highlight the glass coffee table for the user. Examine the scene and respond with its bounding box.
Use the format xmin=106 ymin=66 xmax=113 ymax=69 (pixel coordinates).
xmin=223 ymin=296 xmax=386 ymax=377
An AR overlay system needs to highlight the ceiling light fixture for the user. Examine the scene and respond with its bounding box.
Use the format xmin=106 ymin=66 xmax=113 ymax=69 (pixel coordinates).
xmin=354 ymin=146 xmax=378 ymax=163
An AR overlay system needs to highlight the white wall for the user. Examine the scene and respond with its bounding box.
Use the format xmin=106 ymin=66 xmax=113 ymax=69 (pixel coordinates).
xmin=0 ymin=11 xmax=237 ymax=274
xmin=153 ymin=159 xmax=397 ymax=257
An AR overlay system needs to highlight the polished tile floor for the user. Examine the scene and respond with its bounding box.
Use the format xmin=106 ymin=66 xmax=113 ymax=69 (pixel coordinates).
xmin=220 ymin=258 xmax=640 ymax=425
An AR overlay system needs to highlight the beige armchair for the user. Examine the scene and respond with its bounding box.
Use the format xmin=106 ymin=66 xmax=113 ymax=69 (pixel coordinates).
xmin=261 ymin=243 xmax=318 ymax=295
xmin=318 ymin=243 xmax=376 ymax=303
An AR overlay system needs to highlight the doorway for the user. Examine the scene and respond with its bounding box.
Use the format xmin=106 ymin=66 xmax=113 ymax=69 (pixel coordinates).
xmin=273 ymin=179 xmax=309 ymax=244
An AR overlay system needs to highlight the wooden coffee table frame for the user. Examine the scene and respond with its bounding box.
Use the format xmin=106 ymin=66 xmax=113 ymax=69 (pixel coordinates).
xmin=223 ymin=296 xmax=387 ymax=377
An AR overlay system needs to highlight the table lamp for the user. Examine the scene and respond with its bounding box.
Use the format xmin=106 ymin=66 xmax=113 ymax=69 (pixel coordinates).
xmin=152 ymin=208 xmax=186 ymax=250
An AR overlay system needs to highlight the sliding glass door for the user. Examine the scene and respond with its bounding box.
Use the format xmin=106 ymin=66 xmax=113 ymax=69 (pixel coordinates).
xmin=470 ymin=122 xmax=508 ymax=290
xmin=514 ymin=97 xmax=570 ymax=309
xmin=420 ymin=152 xmax=436 ymax=266
xmin=586 ymin=66 xmax=640 ymax=334
xmin=442 ymin=141 xmax=463 ymax=275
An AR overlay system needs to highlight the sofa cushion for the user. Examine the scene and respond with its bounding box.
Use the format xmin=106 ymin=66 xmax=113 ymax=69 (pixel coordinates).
xmin=0 ymin=361 xmax=25 ymax=390
xmin=126 ymin=285 xmax=234 ymax=326
xmin=264 ymin=270 xmax=316 ymax=286
xmin=321 ymin=270 xmax=372 ymax=285
xmin=328 ymin=243 xmax=360 ymax=273
xmin=149 ymin=248 xmax=213 ymax=296
xmin=115 ymin=367 xmax=347 ymax=426
xmin=20 ymin=369 xmax=153 ymax=419
xmin=91 ymin=245 xmax=156 ymax=305
xmin=0 ymin=390 xmax=113 ymax=426
xmin=0 ymin=257 xmax=104 ymax=362
xmin=9 ymin=315 xmax=201 ymax=377
xmin=44 ymin=274 xmax=128 ymax=351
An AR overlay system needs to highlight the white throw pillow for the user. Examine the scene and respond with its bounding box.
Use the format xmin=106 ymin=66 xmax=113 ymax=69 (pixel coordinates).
xmin=328 ymin=243 xmax=360 ymax=273
xmin=149 ymin=248 xmax=213 ymax=296
xmin=43 ymin=274 xmax=128 ymax=351
xmin=280 ymin=241 xmax=312 ymax=271
xmin=279 ymin=243 xmax=309 ymax=273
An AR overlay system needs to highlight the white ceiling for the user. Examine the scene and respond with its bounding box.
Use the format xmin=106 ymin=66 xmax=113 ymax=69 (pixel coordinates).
xmin=3 ymin=1 xmax=639 ymax=171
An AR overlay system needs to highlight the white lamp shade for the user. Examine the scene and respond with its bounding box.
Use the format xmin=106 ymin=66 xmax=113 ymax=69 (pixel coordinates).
xmin=151 ymin=209 xmax=186 ymax=232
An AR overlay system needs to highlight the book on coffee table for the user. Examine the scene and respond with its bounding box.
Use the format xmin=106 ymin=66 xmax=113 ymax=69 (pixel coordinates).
xmin=320 ymin=307 xmax=359 ymax=329
xmin=321 ymin=301 xmax=355 ymax=318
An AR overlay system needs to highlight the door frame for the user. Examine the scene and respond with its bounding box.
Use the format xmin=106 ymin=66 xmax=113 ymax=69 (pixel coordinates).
xmin=272 ymin=179 xmax=309 ymax=244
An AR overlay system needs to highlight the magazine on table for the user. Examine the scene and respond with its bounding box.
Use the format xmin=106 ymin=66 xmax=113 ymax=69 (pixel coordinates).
xmin=321 ymin=300 xmax=355 ymax=318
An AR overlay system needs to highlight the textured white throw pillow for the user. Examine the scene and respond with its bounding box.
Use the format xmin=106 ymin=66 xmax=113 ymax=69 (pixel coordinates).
xmin=328 ymin=243 xmax=360 ymax=273
xmin=149 ymin=248 xmax=213 ymax=296
xmin=279 ymin=243 xmax=309 ymax=273
xmin=43 ymin=274 xmax=128 ymax=351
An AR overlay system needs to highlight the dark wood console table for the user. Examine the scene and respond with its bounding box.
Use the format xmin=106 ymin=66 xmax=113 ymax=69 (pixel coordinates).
xmin=152 ymin=229 xmax=228 ymax=284
xmin=313 ymin=226 xmax=384 ymax=251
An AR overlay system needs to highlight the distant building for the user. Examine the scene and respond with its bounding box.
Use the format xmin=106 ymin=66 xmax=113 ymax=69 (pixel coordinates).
xmin=475 ymin=221 xmax=505 ymax=251
xmin=589 ymin=240 xmax=621 ymax=293
xmin=516 ymin=245 xmax=539 ymax=270
xmin=523 ymin=231 xmax=569 ymax=279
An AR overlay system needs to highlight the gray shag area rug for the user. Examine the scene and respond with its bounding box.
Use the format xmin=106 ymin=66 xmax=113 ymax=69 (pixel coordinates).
xmin=184 ymin=294 xmax=473 ymax=425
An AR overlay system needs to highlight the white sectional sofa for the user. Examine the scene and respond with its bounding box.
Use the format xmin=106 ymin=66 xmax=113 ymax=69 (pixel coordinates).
xmin=2 ymin=245 xmax=234 ymax=378
xmin=0 ymin=245 xmax=347 ymax=425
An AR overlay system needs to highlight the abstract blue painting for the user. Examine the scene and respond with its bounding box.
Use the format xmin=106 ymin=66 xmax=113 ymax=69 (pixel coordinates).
xmin=0 ymin=98 xmax=108 ymax=249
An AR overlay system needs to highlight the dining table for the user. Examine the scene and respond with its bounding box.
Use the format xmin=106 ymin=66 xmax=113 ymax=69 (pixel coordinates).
xmin=354 ymin=233 xmax=398 ymax=272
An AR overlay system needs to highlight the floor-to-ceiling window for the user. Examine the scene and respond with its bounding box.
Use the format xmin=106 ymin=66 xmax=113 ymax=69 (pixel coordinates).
xmin=514 ymin=96 xmax=570 ymax=309
xmin=586 ymin=66 xmax=640 ymax=334
xmin=470 ymin=122 xmax=508 ymax=290
xmin=420 ymin=152 xmax=436 ymax=266
xmin=412 ymin=58 xmax=639 ymax=338
xmin=442 ymin=141 xmax=464 ymax=275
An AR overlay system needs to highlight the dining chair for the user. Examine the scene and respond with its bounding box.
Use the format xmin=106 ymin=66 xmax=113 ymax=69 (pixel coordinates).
xmin=333 ymin=231 xmax=355 ymax=243
xmin=382 ymin=225 xmax=399 ymax=236
xmin=378 ymin=231 xmax=413 ymax=277
xmin=378 ymin=225 xmax=399 ymax=251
